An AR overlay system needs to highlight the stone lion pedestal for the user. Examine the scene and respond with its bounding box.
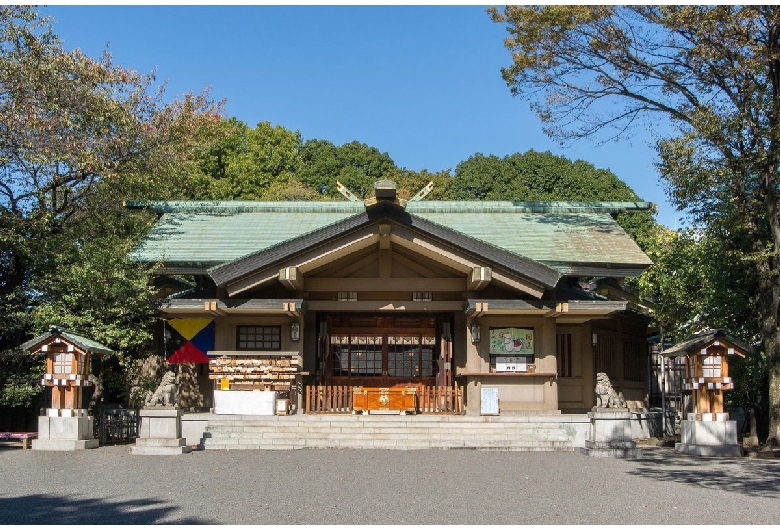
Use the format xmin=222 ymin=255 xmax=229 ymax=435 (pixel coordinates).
xmin=581 ymin=408 xmax=640 ymax=458
xmin=130 ymin=408 xmax=191 ymax=455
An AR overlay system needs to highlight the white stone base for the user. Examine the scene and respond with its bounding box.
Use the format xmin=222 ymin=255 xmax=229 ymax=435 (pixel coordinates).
xmin=675 ymin=419 xmax=742 ymax=457
xmin=131 ymin=437 xmax=192 ymax=455
xmin=33 ymin=415 xmax=98 ymax=451
xmin=581 ymin=408 xmax=639 ymax=458
xmin=32 ymin=438 xmax=99 ymax=451
xmin=131 ymin=408 xmax=191 ymax=455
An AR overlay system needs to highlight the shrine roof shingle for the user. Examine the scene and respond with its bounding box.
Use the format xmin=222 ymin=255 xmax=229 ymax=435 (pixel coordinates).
xmin=127 ymin=200 xmax=652 ymax=277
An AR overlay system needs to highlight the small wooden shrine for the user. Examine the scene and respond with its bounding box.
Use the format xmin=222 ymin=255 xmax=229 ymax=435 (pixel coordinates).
xmin=662 ymin=329 xmax=751 ymax=456
xmin=22 ymin=326 xmax=113 ymax=450
xmin=23 ymin=326 xmax=113 ymax=415
xmin=662 ymin=329 xmax=749 ymax=419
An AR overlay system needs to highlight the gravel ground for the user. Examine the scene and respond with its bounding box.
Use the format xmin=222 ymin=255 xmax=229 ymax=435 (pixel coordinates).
xmin=0 ymin=444 xmax=778 ymax=525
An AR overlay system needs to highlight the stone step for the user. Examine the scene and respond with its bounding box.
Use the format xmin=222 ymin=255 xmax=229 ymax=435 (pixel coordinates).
xmin=202 ymin=415 xmax=577 ymax=451
xmin=209 ymin=429 xmax=569 ymax=440
xmin=205 ymin=433 xmax=572 ymax=443
xmin=203 ymin=439 xmax=574 ymax=451
xmin=206 ymin=424 xmax=571 ymax=432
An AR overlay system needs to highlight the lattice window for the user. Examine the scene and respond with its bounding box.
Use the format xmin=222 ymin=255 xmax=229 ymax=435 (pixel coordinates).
xmin=53 ymin=352 xmax=74 ymax=374
xmin=702 ymin=355 xmax=722 ymax=378
xmin=594 ymin=337 xmax=618 ymax=378
xmin=237 ymin=325 xmax=281 ymax=350
xmin=622 ymin=339 xmax=647 ymax=382
xmin=349 ymin=336 xmax=382 ymax=376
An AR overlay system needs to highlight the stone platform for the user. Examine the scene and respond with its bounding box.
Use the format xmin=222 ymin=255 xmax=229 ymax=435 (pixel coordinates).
xmin=131 ymin=408 xmax=191 ymax=455
xmin=182 ymin=412 xmax=593 ymax=451
xmin=675 ymin=418 xmax=742 ymax=457
xmin=33 ymin=412 xmax=99 ymax=451
xmin=581 ymin=408 xmax=640 ymax=458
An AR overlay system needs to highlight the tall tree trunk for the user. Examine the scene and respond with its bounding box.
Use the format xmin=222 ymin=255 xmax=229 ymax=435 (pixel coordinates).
xmin=757 ymin=257 xmax=780 ymax=447
xmin=768 ymin=353 xmax=780 ymax=447
xmin=762 ymin=156 xmax=780 ymax=447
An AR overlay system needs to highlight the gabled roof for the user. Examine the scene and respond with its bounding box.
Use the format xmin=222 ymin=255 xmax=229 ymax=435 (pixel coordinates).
xmin=208 ymin=200 xmax=561 ymax=294
xmin=22 ymin=326 xmax=114 ymax=356
xmin=127 ymin=199 xmax=652 ymax=278
xmin=661 ymin=329 xmax=752 ymax=358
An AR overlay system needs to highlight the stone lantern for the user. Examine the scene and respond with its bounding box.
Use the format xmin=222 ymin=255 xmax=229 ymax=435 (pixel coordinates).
xmin=662 ymin=329 xmax=750 ymax=457
xmin=22 ymin=326 xmax=113 ymax=450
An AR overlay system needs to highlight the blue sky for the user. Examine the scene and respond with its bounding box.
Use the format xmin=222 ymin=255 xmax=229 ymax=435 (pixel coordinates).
xmin=42 ymin=5 xmax=682 ymax=228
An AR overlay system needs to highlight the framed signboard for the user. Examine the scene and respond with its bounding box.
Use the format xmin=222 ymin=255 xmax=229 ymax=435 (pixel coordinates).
xmin=489 ymin=327 xmax=534 ymax=357
xmin=489 ymin=328 xmax=534 ymax=372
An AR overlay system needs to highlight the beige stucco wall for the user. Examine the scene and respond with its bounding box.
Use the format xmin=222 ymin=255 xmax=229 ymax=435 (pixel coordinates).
xmin=464 ymin=315 xmax=560 ymax=414
xmin=212 ymin=316 xmax=301 ymax=353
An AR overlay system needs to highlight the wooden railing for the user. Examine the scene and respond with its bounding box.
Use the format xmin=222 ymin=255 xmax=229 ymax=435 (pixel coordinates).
xmin=305 ymin=385 xmax=353 ymax=414
xmin=418 ymin=385 xmax=464 ymax=414
xmin=305 ymin=385 xmax=464 ymax=414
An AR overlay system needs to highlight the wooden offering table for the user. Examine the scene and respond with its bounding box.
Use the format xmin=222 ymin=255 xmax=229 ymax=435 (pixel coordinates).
xmin=352 ymin=387 xmax=417 ymax=415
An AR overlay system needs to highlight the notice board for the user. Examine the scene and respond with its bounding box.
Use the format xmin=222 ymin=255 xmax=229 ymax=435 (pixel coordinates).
xmin=481 ymin=387 xmax=499 ymax=415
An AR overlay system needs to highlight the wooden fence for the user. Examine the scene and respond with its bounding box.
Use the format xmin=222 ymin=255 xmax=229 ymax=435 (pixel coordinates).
xmin=305 ymin=385 xmax=464 ymax=414
xmin=418 ymin=385 xmax=464 ymax=414
xmin=305 ymin=385 xmax=353 ymax=414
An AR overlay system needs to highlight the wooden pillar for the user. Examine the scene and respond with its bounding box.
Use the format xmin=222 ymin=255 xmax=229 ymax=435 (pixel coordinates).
xmin=51 ymin=386 xmax=63 ymax=409
xmin=64 ymin=387 xmax=76 ymax=409
xmin=711 ymin=389 xmax=724 ymax=414
xmin=697 ymin=387 xmax=710 ymax=414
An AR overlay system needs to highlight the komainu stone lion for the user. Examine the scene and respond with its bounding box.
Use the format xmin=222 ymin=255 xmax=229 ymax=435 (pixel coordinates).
xmin=595 ymin=372 xmax=626 ymax=408
xmin=144 ymin=371 xmax=177 ymax=407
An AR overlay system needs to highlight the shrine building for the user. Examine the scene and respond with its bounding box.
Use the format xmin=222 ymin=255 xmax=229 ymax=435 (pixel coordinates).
xmin=127 ymin=180 xmax=653 ymax=419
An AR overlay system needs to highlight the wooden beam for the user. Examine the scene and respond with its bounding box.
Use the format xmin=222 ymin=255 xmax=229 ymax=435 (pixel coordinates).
xmin=389 ymin=226 xmax=475 ymax=274
xmin=545 ymin=302 xmax=569 ymax=318
xmin=472 ymin=302 xmax=488 ymax=317
xmin=306 ymin=300 xmax=464 ymax=312
xmin=322 ymin=250 xmax=378 ymax=278
xmin=390 ymin=226 xmax=546 ymax=298
xmin=226 ymin=230 xmax=379 ymax=296
xmin=203 ymin=300 xmax=227 ymax=316
xmin=226 ymin=271 xmax=278 ymax=297
xmin=378 ymin=249 xmax=392 ymax=279
xmin=279 ymin=266 xmax=304 ymax=290
xmin=392 ymin=250 xmax=454 ymax=278
xmin=303 ymin=277 xmax=466 ymax=292
xmin=283 ymin=301 xmax=301 ymax=317
xmin=468 ymin=267 xmax=492 ymax=291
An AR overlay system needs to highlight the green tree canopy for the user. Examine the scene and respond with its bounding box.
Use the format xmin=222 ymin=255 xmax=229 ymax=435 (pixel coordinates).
xmin=0 ymin=6 xmax=223 ymax=411
xmin=298 ymin=139 xmax=397 ymax=199
xmin=450 ymin=149 xmax=658 ymax=249
xmin=490 ymin=5 xmax=780 ymax=444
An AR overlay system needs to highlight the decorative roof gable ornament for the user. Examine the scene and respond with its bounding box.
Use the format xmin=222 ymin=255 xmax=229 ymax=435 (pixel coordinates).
xmin=364 ymin=179 xmax=403 ymax=208
xmin=362 ymin=179 xmax=434 ymax=209
xmin=410 ymin=181 xmax=435 ymax=202
xmin=336 ymin=181 xmax=360 ymax=202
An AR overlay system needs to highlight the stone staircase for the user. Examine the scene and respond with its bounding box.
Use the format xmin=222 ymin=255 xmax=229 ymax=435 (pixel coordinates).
xmin=200 ymin=413 xmax=589 ymax=451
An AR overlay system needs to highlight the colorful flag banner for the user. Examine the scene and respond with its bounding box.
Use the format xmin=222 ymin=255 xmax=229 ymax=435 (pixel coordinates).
xmin=165 ymin=318 xmax=214 ymax=363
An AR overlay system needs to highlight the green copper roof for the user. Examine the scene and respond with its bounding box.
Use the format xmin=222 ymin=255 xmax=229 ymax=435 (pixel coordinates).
xmin=22 ymin=326 xmax=114 ymax=355
xmin=129 ymin=200 xmax=652 ymax=275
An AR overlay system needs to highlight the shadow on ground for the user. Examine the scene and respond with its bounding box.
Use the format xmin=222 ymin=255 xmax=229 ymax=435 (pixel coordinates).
xmin=0 ymin=494 xmax=215 ymax=524
xmin=627 ymin=449 xmax=780 ymax=498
